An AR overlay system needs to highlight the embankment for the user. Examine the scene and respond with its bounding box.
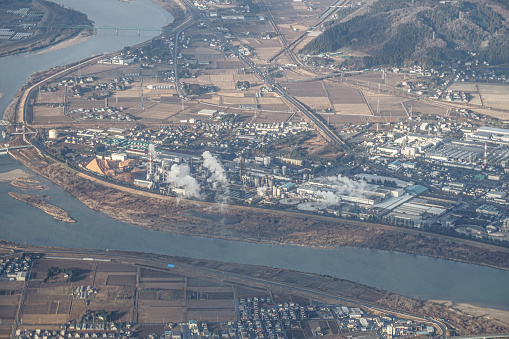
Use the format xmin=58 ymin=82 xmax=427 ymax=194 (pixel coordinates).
xmin=8 ymin=146 xmax=509 ymax=272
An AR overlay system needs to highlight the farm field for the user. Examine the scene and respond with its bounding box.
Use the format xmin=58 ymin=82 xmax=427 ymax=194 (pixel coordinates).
xmin=14 ymin=257 xmax=259 ymax=330
xmin=477 ymin=84 xmax=509 ymax=111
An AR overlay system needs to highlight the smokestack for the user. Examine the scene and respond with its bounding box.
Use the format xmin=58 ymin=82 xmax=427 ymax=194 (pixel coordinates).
xmin=484 ymin=142 xmax=487 ymax=167
xmin=239 ymin=155 xmax=245 ymax=179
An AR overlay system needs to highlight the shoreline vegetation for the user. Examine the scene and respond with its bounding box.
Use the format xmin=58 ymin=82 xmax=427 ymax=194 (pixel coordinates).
xmin=8 ymin=146 xmax=509 ymax=273
xmin=1 ymin=0 xmax=509 ymax=334
xmin=0 ymin=0 xmax=94 ymax=58
xmin=1 ymin=239 xmax=508 ymax=334
xmin=2 ymin=0 xmax=509 ymax=272
xmin=8 ymin=191 xmax=75 ymax=223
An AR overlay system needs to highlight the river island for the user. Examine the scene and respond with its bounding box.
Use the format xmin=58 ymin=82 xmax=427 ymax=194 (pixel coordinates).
xmin=2 ymin=0 xmax=509 ymax=337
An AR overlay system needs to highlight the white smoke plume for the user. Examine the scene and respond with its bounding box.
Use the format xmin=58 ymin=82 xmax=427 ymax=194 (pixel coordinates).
xmin=202 ymin=151 xmax=229 ymax=209
xmin=325 ymin=174 xmax=368 ymax=197
xmin=317 ymin=190 xmax=340 ymax=206
xmin=148 ymin=144 xmax=157 ymax=160
xmin=202 ymin=151 xmax=227 ymax=184
xmin=314 ymin=175 xmax=369 ymax=206
xmin=257 ymin=186 xmax=268 ymax=196
xmin=166 ymin=163 xmax=201 ymax=198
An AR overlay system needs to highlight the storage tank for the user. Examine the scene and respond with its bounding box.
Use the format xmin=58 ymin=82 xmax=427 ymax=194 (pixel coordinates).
xmin=48 ymin=129 xmax=58 ymax=139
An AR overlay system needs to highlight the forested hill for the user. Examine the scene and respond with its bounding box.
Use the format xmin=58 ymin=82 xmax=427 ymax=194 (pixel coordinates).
xmin=300 ymin=0 xmax=509 ymax=68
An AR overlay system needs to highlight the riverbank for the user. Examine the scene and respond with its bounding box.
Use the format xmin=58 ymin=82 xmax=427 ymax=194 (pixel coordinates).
xmin=1 ymin=239 xmax=508 ymax=335
xmin=0 ymin=169 xmax=46 ymax=190
xmin=430 ymin=300 xmax=509 ymax=326
xmin=8 ymin=145 xmax=509 ymax=272
xmin=8 ymin=191 xmax=75 ymax=223
xmin=36 ymin=31 xmax=93 ymax=56
xmin=11 ymin=178 xmax=45 ymax=190
xmin=0 ymin=169 xmax=30 ymax=182
xmin=0 ymin=0 xmax=93 ymax=58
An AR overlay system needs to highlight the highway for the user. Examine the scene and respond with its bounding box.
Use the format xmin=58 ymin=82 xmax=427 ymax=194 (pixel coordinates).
xmin=177 ymin=0 xmax=353 ymax=154
xmin=257 ymin=0 xmax=301 ymax=66
xmin=268 ymin=0 xmax=351 ymax=63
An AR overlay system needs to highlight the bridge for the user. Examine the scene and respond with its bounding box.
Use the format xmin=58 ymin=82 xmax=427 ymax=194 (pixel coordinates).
xmin=0 ymin=145 xmax=34 ymax=152
xmin=3 ymin=24 xmax=175 ymax=35
xmin=9 ymin=132 xmax=37 ymax=135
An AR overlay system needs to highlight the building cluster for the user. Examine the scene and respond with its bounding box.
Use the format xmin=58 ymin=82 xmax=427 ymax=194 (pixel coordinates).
xmin=45 ymin=114 xmax=509 ymax=241
xmin=68 ymin=106 xmax=131 ymax=121
xmin=369 ymin=122 xmax=509 ymax=171
xmin=161 ymin=299 xmax=435 ymax=339
xmin=72 ymin=285 xmax=97 ymax=300
xmin=362 ymin=120 xmax=509 ymax=238
xmin=14 ymin=323 xmax=131 ymax=339
xmin=1 ymin=7 xmax=41 ymax=42
xmin=98 ymin=56 xmax=135 ymax=66
xmin=385 ymin=322 xmax=435 ymax=339
xmin=194 ymin=0 xmax=266 ymax=22
xmin=58 ymin=120 xmax=312 ymax=163
xmin=0 ymin=254 xmax=32 ymax=281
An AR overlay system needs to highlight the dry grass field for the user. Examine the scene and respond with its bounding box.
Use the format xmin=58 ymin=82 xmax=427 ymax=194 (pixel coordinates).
xmin=333 ymin=104 xmax=372 ymax=115
xmin=477 ymin=84 xmax=509 ymax=111
xmin=363 ymin=93 xmax=407 ymax=117
xmin=324 ymin=83 xmax=365 ymax=105
xmin=0 ymin=283 xmax=21 ymax=333
xmin=298 ymin=96 xmax=332 ymax=110
xmin=20 ymin=259 xmax=95 ymax=325
xmin=471 ymin=108 xmax=509 ymax=120
xmin=214 ymin=60 xmax=245 ymax=69
xmin=257 ymin=96 xmax=291 ymax=112
xmin=349 ymin=72 xmax=387 ymax=85
xmin=322 ymin=82 xmax=372 ymax=115
xmin=408 ymin=100 xmax=451 ymax=116
xmin=209 ymin=73 xmax=235 ymax=83
xmin=447 ymin=83 xmax=478 ymax=92
xmin=246 ymin=40 xmax=283 ymax=62
xmin=31 ymin=107 xmax=72 ymax=125
xmin=251 ymin=111 xmax=293 ymax=123
xmin=469 ymin=93 xmax=482 ymax=106
xmin=285 ymin=82 xmax=327 ymax=97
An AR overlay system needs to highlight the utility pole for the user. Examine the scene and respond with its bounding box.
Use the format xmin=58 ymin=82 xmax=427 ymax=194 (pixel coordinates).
xmin=140 ymin=66 xmax=144 ymax=110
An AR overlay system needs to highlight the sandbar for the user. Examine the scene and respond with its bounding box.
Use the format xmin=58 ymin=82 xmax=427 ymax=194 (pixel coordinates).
xmin=431 ymin=300 xmax=509 ymax=325
xmin=37 ymin=34 xmax=93 ymax=55
xmin=0 ymin=169 xmax=31 ymax=182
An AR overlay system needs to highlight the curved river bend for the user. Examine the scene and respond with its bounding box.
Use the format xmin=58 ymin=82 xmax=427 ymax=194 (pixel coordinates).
xmin=0 ymin=0 xmax=508 ymax=311
xmin=0 ymin=0 xmax=173 ymax=125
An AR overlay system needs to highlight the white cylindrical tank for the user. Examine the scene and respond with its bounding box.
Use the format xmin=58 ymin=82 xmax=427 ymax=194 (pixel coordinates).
xmin=48 ymin=129 xmax=58 ymax=139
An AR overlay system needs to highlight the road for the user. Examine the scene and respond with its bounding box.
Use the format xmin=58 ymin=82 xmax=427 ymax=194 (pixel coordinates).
xmin=2 ymin=243 xmax=451 ymax=339
xmin=257 ymin=0 xmax=300 ymax=66
xmin=11 ymin=260 xmax=34 ymax=339
xmin=177 ymin=0 xmax=353 ymax=154
xmin=268 ymin=0 xmax=351 ymax=64
xmin=16 ymin=54 xmax=106 ymax=125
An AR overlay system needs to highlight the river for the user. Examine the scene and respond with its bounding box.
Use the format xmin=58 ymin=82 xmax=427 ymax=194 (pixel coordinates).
xmin=0 ymin=0 xmax=508 ymax=312
xmin=1 ymin=157 xmax=508 ymax=310
xmin=0 ymin=0 xmax=173 ymax=132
